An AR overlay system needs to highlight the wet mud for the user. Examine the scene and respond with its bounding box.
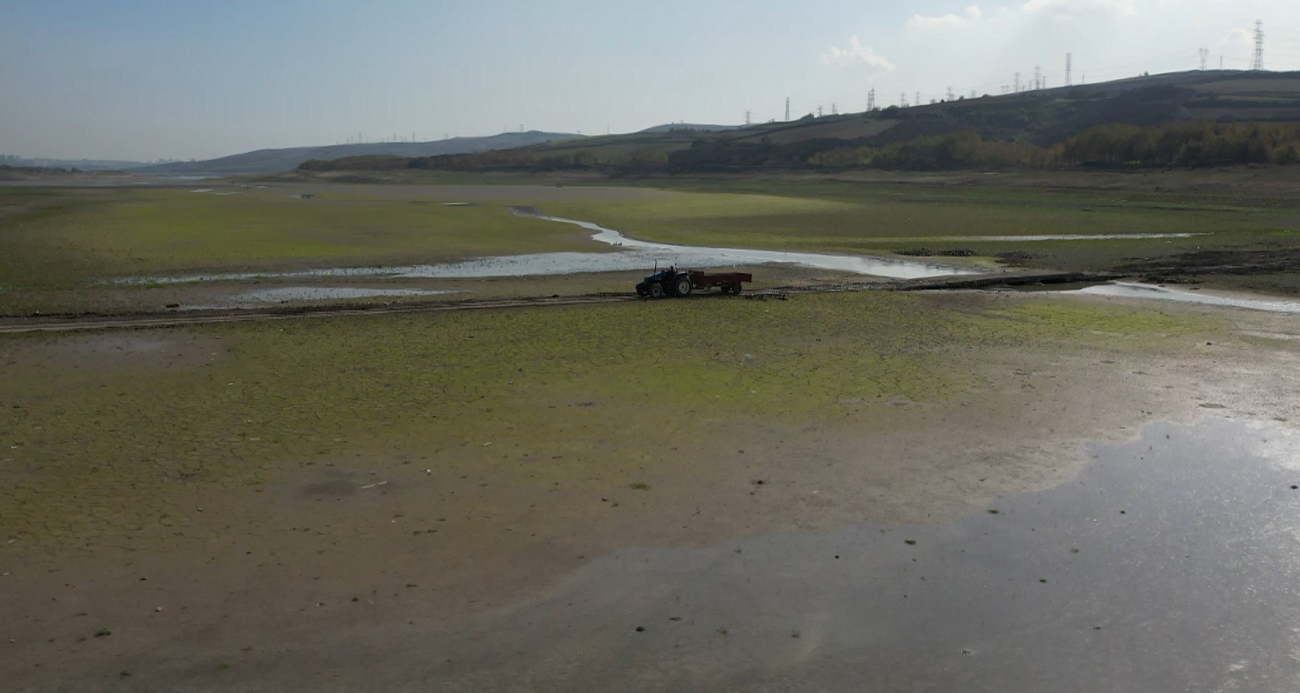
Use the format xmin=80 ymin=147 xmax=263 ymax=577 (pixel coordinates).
xmin=429 ymin=418 xmax=1300 ymax=692
xmin=185 ymin=286 xmax=456 ymax=309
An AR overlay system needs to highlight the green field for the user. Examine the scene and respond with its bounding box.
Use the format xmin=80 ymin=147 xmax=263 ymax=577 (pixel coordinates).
xmin=0 ymin=186 xmax=603 ymax=290
xmin=544 ymin=180 xmax=1296 ymax=260
xmin=0 ymin=290 xmax=1221 ymax=550
xmin=3 ymin=172 xmax=1300 ymax=316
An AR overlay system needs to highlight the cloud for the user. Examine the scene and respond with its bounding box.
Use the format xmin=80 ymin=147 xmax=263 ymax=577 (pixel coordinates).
xmin=820 ymin=36 xmax=896 ymax=70
xmin=1215 ymin=27 xmax=1253 ymax=51
xmin=1022 ymin=0 xmax=1138 ymax=17
xmin=907 ymin=6 xmax=983 ymax=30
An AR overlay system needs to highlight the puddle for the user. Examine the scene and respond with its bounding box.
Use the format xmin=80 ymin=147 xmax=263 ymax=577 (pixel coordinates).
xmin=1074 ymin=282 xmax=1300 ymax=315
xmin=440 ymin=418 xmax=1300 ymax=691
xmin=117 ymin=211 xmax=975 ymax=285
xmin=183 ymin=286 xmax=456 ymax=309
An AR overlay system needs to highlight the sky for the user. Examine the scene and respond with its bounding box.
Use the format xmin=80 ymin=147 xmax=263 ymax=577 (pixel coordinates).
xmin=3 ymin=0 xmax=1300 ymax=162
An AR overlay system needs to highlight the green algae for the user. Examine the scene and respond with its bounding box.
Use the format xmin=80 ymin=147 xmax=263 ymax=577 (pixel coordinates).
xmin=0 ymin=291 xmax=1225 ymax=550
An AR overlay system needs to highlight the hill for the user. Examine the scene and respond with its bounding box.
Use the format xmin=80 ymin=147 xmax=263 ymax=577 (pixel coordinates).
xmin=135 ymin=131 xmax=583 ymax=175
xmin=638 ymin=123 xmax=741 ymax=134
xmin=0 ymin=155 xmax=147 ymax=171
xmin=299 ymin=69 xmax=1300 ymax=174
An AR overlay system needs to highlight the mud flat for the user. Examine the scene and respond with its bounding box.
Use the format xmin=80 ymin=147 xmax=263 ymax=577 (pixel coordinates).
xmin=2 ymin=290 xmax=1300 ymax=691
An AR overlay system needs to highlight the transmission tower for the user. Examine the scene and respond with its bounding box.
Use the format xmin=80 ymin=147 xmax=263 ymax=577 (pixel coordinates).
xmin=867 ymin=89 xmax=876 ymax=111
xmin=1066 ymin=53 xmax=1073 ymax=86
xmin=1252 ymin=20 xmax=1265 ymax=71
xmin=1199 ymin=48 xmax=1209 ymax=71
xmin=1034 ymin=66 xmax=1043 ymax=90
xmin=817 ymin=105 xmax=823 ymax=117
xmin=900 ymin=93 xmax=908 ymax=108
xmin=785 ymin=97 xmax=790 ymax=121
xmin=1014 ymin=72 xmax=1021 ymax=92
xmin=745 ymin=110 xmax=752 ymax=126
xmin=915 ymin=92 xmax=920 ymax=108
xmin=831 ymin=103 xmax=838 ymax=116
xmin=946 ymin=86 xmax=955 ymax=101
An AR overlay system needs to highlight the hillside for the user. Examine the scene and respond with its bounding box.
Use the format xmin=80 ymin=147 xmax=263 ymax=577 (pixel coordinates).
xmin=136 ymin=131 xmax=583 ymax=175
xmin=0 ymin=156 xmax=146 ymax=171
xmin=299 ymin=69 xmax=1300 ymax=174
xmin=638 ymin=123 xmax=741 ymax=134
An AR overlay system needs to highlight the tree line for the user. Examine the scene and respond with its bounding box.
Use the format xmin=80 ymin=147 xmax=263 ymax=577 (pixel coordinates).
xmin=299 ymin=120 xmax=1300 ymax=174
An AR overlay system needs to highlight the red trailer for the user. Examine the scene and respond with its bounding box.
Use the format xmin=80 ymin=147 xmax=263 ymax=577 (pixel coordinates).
xmin=687 ymin=270 xmax=752 ymax=295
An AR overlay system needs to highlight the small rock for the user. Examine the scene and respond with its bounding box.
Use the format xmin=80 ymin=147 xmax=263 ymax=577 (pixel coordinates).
xmin=635 ymin=626 xmax=645 ymax=633
xmin=904 ymin=540 xmax=917 ymax=545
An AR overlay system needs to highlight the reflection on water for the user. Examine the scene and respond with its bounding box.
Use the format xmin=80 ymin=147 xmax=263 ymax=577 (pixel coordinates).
xmin=1074 ymin=282 xmax=1300 ymax=315
xmin=437 ymin=418 xmax=1300 ymax=692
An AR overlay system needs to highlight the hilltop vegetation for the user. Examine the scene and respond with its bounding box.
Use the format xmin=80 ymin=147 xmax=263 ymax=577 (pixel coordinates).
xmin=299 ymin=70 xmax=1300 ymax=175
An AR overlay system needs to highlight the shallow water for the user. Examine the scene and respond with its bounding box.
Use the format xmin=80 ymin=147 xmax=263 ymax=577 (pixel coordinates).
xmin=439 ymin=418 xmax=1300 ymax=691
xmin=118 ymin=213 xmax=974 ymax=285
xmin=1074 ymin=281 xmax=1300 ymax=315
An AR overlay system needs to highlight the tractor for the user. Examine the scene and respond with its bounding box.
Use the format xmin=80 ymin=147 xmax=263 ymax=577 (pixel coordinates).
xmin=635 ymin=266 xmax=751 ymax=298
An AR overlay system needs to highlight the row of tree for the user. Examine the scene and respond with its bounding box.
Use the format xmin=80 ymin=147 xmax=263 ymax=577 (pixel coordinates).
xmin=300 ymin=120 xmax=1300 ymax=174
xmin=810 ymin=121 xmax=1300 ymax=170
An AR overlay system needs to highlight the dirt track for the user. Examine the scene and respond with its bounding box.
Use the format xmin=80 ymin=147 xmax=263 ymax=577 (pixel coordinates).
xmin=0 ymin=272 xmax=1116 ymax=335
xmin=0 ymin=294 xmax=638 ymax=334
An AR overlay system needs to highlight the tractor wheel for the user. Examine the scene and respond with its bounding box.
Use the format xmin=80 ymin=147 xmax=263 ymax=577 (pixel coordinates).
xmin=729 ymin=282 xmax=743 ymax=295
xmin=675 ymin=277 xmax=693 ymax=297
xmin=649 ymin=283 xmax=665 ymax=299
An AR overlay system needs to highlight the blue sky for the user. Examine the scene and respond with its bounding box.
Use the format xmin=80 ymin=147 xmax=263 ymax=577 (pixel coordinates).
xmin=3 ymin=0 xmax=1300 ymax=161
